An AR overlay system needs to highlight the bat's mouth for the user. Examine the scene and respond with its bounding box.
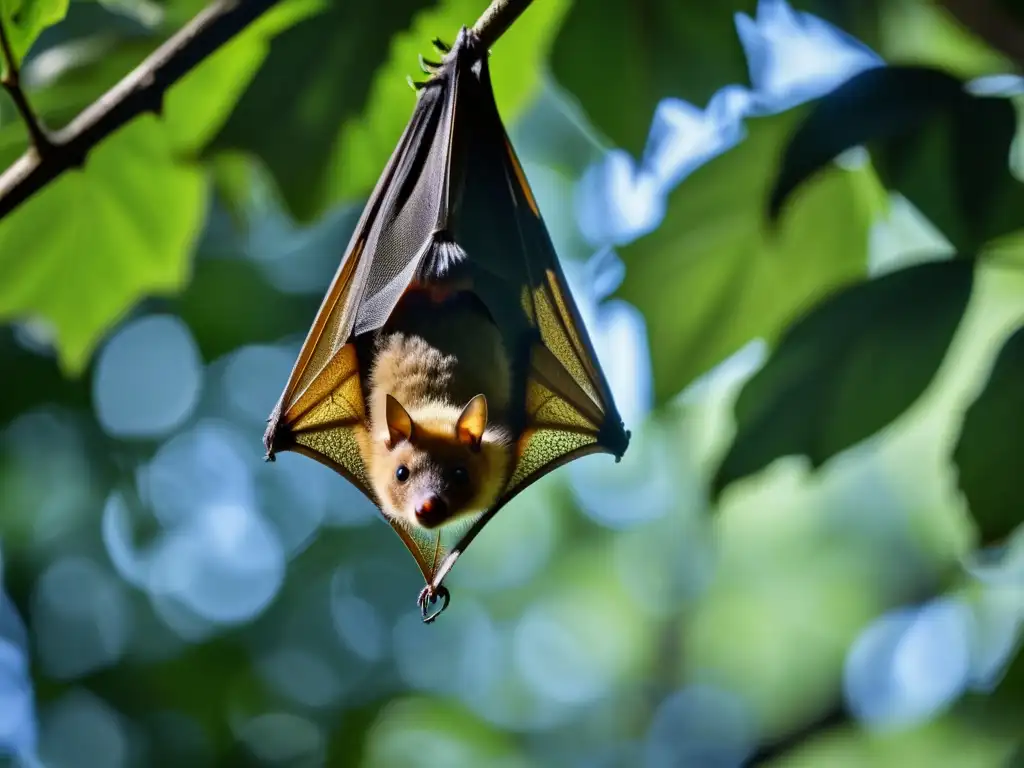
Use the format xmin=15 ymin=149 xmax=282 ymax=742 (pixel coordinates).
xmin=414 ymin=494 xmax=450 ymax=528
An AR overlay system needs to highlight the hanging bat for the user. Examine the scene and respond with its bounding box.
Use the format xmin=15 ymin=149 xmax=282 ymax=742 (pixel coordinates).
xmin=263 ymin=25 xmax=630 ymax=623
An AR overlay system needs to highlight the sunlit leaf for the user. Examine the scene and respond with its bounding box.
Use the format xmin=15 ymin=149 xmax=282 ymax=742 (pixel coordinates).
xmin=953 ymin=324 xmax=1024 ymax=546
xmin=18 ymin=0 xmax=319 ymax=154
xmin=0 ymin=0 xmax=68 ymax=63
xmin=617 ymin=109 xmax=878 ymax=406
xmin=712 ymin=259 xmax=974 ymax=500
xmin=164 ymin=0 xmax=324 ymax=152
xmin=0 ymin=116 xmax=205 ymax=373
xmin=878 ymin=0 xmax=1012 ymax=79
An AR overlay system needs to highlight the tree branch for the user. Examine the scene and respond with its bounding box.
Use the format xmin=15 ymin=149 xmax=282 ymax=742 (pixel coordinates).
xmin=0 ymin=0 xmax=532 ymax=222
xmin=472 ymin=0 xmax=535 ymax=49
xmin=0 ymin=14 xmax=53 ymax=156
xmin=0 ymin=0 xmax=283 ymax=221
xmin=936 ymin=0 xmax=1024 ymax=71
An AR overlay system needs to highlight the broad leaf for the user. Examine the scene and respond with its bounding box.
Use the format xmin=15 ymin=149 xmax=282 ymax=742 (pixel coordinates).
xmin=165 ymin=0 xmax=323 ymax=152
xmin=208 ymin=0 xmax=569 ymax=221
xmin=771 ymin=66 xmax=1023 ymax=252
xmin=616 ymin=109 xmax=877 ymax=406
xmin=0 ymin=0 xmax=68 ymax=63
xmin=712 ymin=258 xmax=974 ymax=500
xmin=19 ymin=0 xmax=317 ymax=152
xmin=549 ymin=0 xmax=892 ymax=157
xmin=550 ymin=0 xmax=756 ymax=155
xmin=0 ymin=3 xmax=319 ymax=371
xmin=0 ymin=116 xmax=206 ymax=373
xmin=953 ymin=324 xmax=1024 ymax=545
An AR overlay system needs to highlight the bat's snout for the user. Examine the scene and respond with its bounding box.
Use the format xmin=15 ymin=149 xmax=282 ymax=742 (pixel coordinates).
xmin=415 ymin=494 xmax=449 ymax=527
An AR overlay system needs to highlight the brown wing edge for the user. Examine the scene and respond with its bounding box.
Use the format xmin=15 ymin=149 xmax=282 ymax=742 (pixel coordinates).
xmin=285 ymin=438 xmax=444 ymax=583
xmin=262 ymin=40 xmax=470 ymax=586
xmin=262 ymin=57 xmax=454 ymax=465
xmin=265 ymin=26 xmax=633 ymax=614
xmin=427 ymin=441 xmax=621 ymax=591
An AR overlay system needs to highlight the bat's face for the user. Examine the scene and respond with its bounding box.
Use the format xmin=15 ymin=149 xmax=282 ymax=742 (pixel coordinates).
xmin=375 ymin=433 xmax=488 ymax=529
xmin=367 ymin=393 xmax=514 ymax=531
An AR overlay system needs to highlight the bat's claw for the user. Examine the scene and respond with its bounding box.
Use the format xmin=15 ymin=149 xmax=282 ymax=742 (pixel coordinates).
xmin=418 ymin=53 xmax=441 ymax=74
xmin=417 ymin=584 xmax=450 ymax=624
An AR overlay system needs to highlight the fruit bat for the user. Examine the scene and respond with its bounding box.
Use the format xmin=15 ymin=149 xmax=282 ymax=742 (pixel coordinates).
xmin=264 ymin=26 xmax=630 ymax=623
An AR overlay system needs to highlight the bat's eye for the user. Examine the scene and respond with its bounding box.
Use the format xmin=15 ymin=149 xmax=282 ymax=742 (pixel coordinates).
xmin=395 ymin=465 xmax=410 ymax=483
xmin=452 ymin=466 xmax=468 ymax=485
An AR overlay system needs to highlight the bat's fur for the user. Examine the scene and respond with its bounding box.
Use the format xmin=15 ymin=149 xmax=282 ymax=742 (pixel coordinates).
xmin=360 ymin=291 xmax=516 ymax=531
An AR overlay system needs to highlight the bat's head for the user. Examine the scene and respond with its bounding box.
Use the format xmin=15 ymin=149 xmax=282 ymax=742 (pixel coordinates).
xmin=369 ymin=393 xmax=513 ymax=530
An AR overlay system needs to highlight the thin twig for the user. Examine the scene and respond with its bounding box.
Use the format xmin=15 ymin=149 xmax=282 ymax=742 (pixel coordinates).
xmin=0 ymin=13 xmax=52 ymax=156
xmin=472 ymin=0 xmax=535 ymax=50
xmin=0 ymin=0 xmax=283 ymax=220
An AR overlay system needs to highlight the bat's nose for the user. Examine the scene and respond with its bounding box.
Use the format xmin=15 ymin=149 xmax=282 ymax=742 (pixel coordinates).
xmin=415 ymin=495 xmax=448 ymax=527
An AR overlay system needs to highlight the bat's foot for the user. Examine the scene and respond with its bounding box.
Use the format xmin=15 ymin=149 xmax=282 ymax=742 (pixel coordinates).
xmin=417 ymin=584 xmax=450 ymax=624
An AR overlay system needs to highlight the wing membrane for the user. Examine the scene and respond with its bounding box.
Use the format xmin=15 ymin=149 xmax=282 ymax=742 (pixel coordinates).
xmin=265 ymin=28 xmax=629 ymax=593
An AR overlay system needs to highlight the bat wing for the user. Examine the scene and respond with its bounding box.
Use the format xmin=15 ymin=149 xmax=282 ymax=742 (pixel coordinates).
xmin=266 ymin=28 xmax=630 ymax=596
xmin=419 ymin=31 xmax=630 ymax=591
xmin=263 ymin=45 xmax=464 ymax=490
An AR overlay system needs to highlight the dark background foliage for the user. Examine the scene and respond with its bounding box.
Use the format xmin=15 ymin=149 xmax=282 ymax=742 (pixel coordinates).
xmin=0 ymin=0 xmax=1023 ymax=765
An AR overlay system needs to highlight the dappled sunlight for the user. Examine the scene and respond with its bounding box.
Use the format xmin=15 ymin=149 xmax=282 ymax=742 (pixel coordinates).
xmin=92 ymin=314 xmax=203 ymax=439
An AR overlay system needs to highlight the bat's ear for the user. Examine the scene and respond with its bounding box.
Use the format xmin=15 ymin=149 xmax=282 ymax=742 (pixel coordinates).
xmin=386 ymin=395 xmax=415 ymax=447
xmin=455 ymin=394 xmax=488 ymax=451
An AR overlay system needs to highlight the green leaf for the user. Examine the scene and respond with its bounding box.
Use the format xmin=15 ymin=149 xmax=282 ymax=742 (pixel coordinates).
xmin=0 ymin=2 xmax=317 ymax=373
xmin=617 ymin=109 xmax=877 ymax=406
xmin=17 ymin=0 xmax=318 ymax=152
xmin=0 ymin=116 xmax=206 ymax=373
xmin=0 ymin=0 xmax=68 ymax=63
xmin=164 ymin=0 xmax=324 ymax=152
xmin=770 ymin=65 xmax=1023 ymax=252
xmin=878 ymin=0 xmax=1012 ymax=80
xmin=953 ymin=324 xmax=1024 ymax=545
xmin=712 ymin=258 xmax=974 ymax=501
xmin=770 ymin=66 xmax=962 ymax=218
xmin=209 ymin=0 xmax=569 ymax=221
xmin=550 ymin=0 xmax=756 ymax=155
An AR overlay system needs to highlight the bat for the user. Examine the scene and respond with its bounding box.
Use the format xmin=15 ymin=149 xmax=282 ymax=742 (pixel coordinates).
xmin=264 ymin=25 xmax=630 ymax=623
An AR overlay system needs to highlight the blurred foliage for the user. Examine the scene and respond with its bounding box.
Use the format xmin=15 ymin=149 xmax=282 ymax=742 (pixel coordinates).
xmin=0 ymin=0 xmax=1023 ymax=766
xmin=617 ymin=108 xmax=878 ymax=406
xmin=770 ymin=65 xmax=1024 ymax=252
xmin=551 ymin=0 xmax=757 ymax=155
xmin=712 ymin=259 xmax=974 ymax=500
xmin=209 ymin=0 xmax=570 ymax=220
xmin=953 ymin=324 xmax=1024 ymax=545
xmin=0 ymin=117 xmax=206 ymax=373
